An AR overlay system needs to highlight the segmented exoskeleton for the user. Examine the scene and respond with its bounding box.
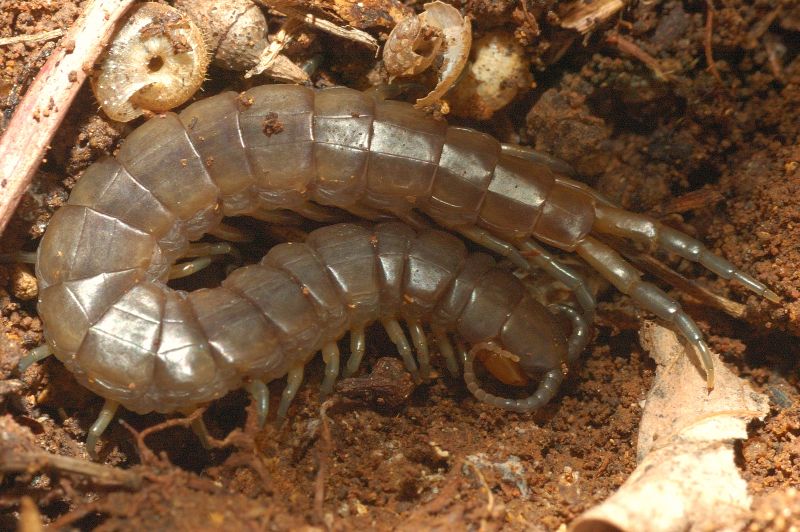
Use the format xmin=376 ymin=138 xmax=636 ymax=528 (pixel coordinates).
xmin=30 ymin=84 xmax=776 ymax=454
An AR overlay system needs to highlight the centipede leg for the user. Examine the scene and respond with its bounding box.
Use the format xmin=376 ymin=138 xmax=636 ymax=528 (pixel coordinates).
xmin=18 ymin=344 xmax=53 ymax=372
xmin=390 ymin=209 xmax=430 ymax=230
xmin=593 ymin=204 xmax=780 ymax=302
xmin=459 ymin=341 xmax=563 ymax=413
xmin=190 ymin=415 xmax=212 ymax=449
xmin=457 ymin=227 xmax=596 ymax=320
xmin=169 ymin=257 xmax=213 ymax=279
xmin=244 ymin=379 xmax=269 ymax=428
xmin=249 ymin=208 xmax=305 ymax=225
xmin=362 ymin=82 xmax=423 ymax=101
xmin=292 ymin=202 xmax=349 ymax=223
xmin=455 ymin=226 xmax=530 ymax=270
xmin=500 ymin=143 xmax=578 ymax=178
xmin=86 ymin=399 xmax=119 ymax=460
xmin=277 ymin=364 xmax=305 ymax=420
xmin=0 ymin=251 xmax=37 ymax=264
xmin=432 ymin=327 xmax=459 ymax=377
xmin=320 ymin=342 xmax=341 ymax=397
xmin=182 ymin=242 xmax=241 ymax=263
xmin=520 ymin=240 xmax=596 ymax=320
xmin=342 ymin=204 xmax=398 ymax=224
xmin=501 ymin=142 xmax=619 ymax=216
xmin=548 ymin=303 xmax=591 ymax=363
xmin=208 ymin=222 xmax=253 ymax=243
xmin=381 ymin=319 xmax=421 ymax=383
xmin=407 ymin=320 xmax=431 ymax=380
xmin=576 ymin=235 xmax=716 ymax=389
xmin=343 ymin=326 xmax=366 ymax=377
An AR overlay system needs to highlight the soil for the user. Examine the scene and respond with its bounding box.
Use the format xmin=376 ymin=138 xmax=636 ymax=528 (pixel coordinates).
xmin=1 ymin=0 xmax=799 ymax=530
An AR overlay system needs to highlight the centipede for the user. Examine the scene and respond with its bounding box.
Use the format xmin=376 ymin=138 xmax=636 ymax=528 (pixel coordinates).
xmin=27 ymin=84 xmax=778 ymax=455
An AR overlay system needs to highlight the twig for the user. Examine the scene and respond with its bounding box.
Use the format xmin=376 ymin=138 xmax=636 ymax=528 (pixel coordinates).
xmin=704 ymin=0 xmax=724 ymax=86
xmin=744 ymin=7 xmax=781 ymax=49
xmin=465 ymin=460 xmax=494 ymax=532
xmin=0 ymin=0 xmax=138 ymax=237
xmin=659 ymin=187 xmax=724 ymax=215
xmin=244 ymin=17 xmax=304 ymax=79
xmin=47 ymin=502 xmax=104 ymax=529
xmin=0 ymin=29 xmax=65 ymax=47
xmin=606 ymin=33 xmax=671 ymax=82
xmin=0 ymin=451 xmax=142 ymax=489
xmin=18 ymin=496 xmax=43 ymax=532
xmin=601 ymin=234 xmax=747 ymax=319
xmin=254 ymin=0 xmax=379 ymax=52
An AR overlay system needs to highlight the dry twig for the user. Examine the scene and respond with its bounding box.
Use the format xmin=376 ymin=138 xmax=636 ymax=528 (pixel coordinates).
xmin=0 ymin=29 xmax=65 ymax=47
xmin=606 ymin=33 xmax=671 ymax=82
xmin=0 ymin=0 xmax=137 ymax=236
xmin=254 ymin=0 xmax=378 ymax=51
xmin=0 ymin=451 xmax=142 ymax=489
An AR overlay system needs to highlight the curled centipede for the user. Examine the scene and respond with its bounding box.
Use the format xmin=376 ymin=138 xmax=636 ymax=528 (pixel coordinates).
xmin=26 ymin=84 xmax=777 ymax=455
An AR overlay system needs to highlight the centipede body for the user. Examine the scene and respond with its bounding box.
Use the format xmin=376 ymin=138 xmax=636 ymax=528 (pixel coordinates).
xmin=34 ymin=84 xmax=775 ymax=424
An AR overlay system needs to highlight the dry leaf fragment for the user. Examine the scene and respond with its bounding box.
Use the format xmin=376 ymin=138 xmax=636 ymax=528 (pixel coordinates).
xmin=572 ymin=322 xmax=769 ymax=532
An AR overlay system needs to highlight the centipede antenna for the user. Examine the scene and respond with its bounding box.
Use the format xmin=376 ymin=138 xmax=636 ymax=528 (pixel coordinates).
xmin=407 ymin=320 xmax=431 ymax=380
xmin=277 ymin=364 xmax=304 ymax=420
xmin=381 ymin=319 xmax=420 ymax=383
xmin=432 ymin=327 xmax=459 ymax=377
xmin=343 ymin=327 xmax=366 ymax=377
xmin=320 ymin=342 xmax=341 ymax=397
xmin=18 ymin=344 xmax=53 ymax=372
xmin=86 ymin=399 xmax=119 ymax=460
xmin=244 ymin=379 xmax=269 ymax=429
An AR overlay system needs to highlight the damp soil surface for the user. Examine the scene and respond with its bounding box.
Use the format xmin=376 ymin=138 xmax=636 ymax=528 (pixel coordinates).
xmin=1 ymin=0 xmax=799 ymax=530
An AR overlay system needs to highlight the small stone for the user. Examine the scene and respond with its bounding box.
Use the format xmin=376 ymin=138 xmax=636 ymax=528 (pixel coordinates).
xmin=10 ymin=265 xmax=38 ymax=301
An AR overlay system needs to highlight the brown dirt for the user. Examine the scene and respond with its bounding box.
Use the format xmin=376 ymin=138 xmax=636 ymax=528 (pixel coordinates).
xmin=1 ymin=0 xmax=799 ymax=530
